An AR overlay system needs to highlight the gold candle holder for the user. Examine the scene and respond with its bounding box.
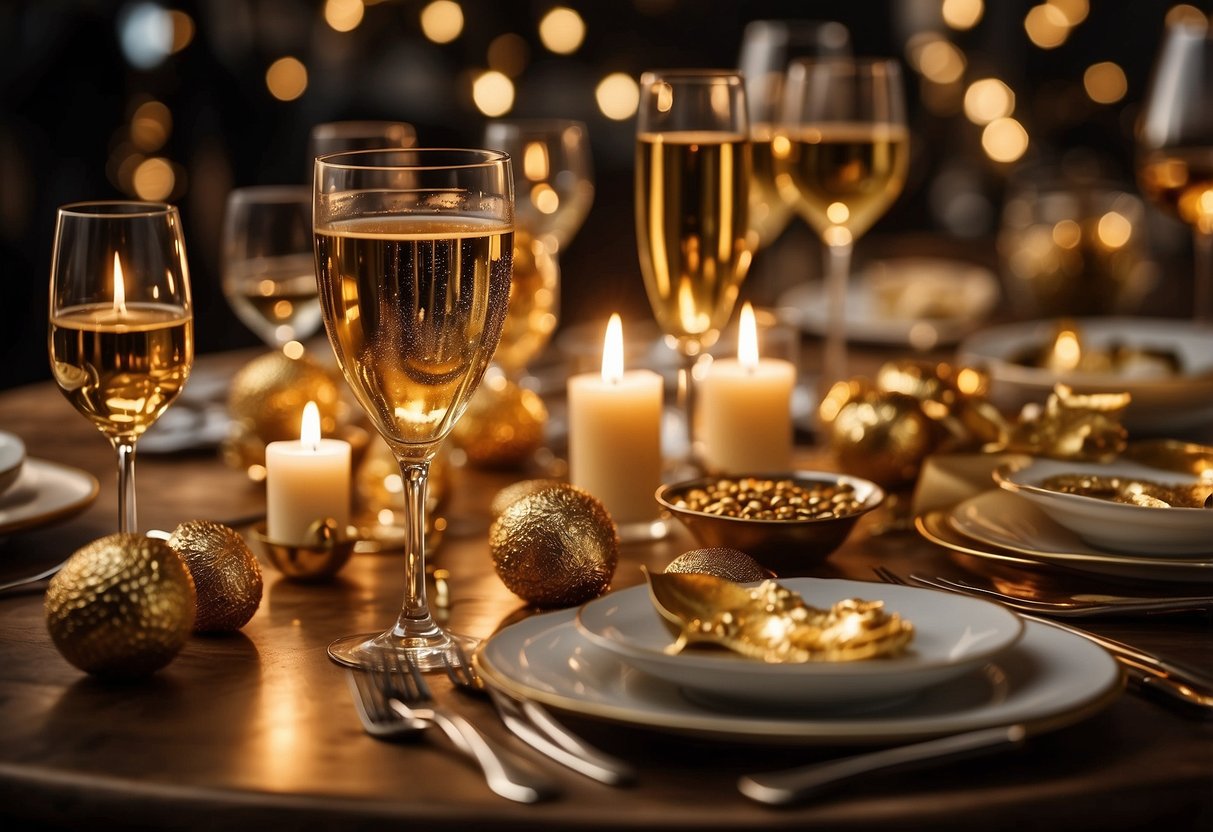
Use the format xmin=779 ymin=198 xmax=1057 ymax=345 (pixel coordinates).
xmin=251 ymin=518 xmax=358 ymax=582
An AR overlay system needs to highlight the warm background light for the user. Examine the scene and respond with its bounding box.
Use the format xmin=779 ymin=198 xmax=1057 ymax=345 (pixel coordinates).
xmin=132 ymin=157 xmax=175 ymax=200
xmin=942 ymin=0 xmax=984 ymax=31
xmin=1025 ymin=4 xmax=1070 ymax=49
xmin=168 ymin=10 xmax=194 ymax=53
xmin=596 ymin=72 xmax=639 ymax=120
xmin=1084 ymin=62 xmax=1127 ymax=104
xmin=982 ymin=117 xmax=1029 ymax=163
xmin=488 ymin=33 xmax=529 ymax=76
xmin=324 ymin=0 xmax=364 ymax=33
xmin=472 ymin=70 xmax=515 ymax=116
xmin=963 ymin=78 xmax=1015 ymax=125
xmin=538 ymin=6 xmax=586 ymax=55
xmin=1166 ymin=4 xmax=1208 ymax=29
xmin=420 ymin=0 xmax=464 ymax=44
xmin=917 ymin=38 xmax=966 ymax=84
xmin=1048 ymin=0 xmax=1089 ymax=26
xmin=266 ymin=57 xmax=308 ymax=101
xmin=1097 ymin=211 xmax=1132 ymax=249
xmin=131 ymin=100 xmax=171 ymax=151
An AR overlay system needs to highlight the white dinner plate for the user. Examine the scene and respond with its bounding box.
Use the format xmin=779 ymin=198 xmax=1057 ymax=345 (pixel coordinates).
xmin=949 ymin=490 xmax=1213 ymax=582
xmin=575 ymin=579 xmax=1023 ymax=708
xmin=0 ymin=430 xmax=26 ymax=494
xmin=958 ymin=317 xmax=1213 ymax=434
xmin=477 ymin=608 xmax=1121 ymax=745
xmin=777 ymin=257 xmax=1000 ymax=350
xmin=0 ymin=458 xmax=99 ymax=536
xmin=994 ymin=458 xmax=1213 ymax=556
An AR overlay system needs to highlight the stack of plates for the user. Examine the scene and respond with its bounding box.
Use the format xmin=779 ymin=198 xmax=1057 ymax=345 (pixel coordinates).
xmin=476 ymin=578 xmax=1121 ymax=745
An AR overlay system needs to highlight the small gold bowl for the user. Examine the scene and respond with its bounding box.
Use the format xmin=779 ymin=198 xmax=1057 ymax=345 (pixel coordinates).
xmin=655 ymin=472 xmax=884 ymax=576
xmin=251 ymin=519 xmax=358 ymax=582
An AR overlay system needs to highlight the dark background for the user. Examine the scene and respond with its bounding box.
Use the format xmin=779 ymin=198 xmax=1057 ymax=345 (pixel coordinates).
xmin=0 ymin=0 xmax=1200 ymax=390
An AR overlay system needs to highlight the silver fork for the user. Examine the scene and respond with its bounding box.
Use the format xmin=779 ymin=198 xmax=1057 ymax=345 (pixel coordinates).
xmin=443 ymin=643 xmax=635 ymax=785
xmin=371 ymin=648 xmax=560 ymax=803
xmin=905 ymin=573 xmax=1213 ymax=617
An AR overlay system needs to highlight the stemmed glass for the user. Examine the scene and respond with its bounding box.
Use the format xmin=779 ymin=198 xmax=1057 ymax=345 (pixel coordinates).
xmin=1137 ymin=21 xmax=1213 ymax=322
xmin=222 ymin=186 xmax=320 ymax=349
xmin=635 ymin=70 xmax=754 ymax=466
xmin=48 ymin=202 xmax=194 ymax=532
xmin=315 ymin=149 xmax=513 ymax=669
xmin=777 ymin=57 xmax=908 ymax=396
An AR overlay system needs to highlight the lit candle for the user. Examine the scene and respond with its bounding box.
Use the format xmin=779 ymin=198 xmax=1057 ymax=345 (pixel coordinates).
xmin=567 ymin=314 xmax=664 ymax=525
xmin=265 ymin=402 xmax=351 ymax=543
xmin=702 ymin=302 xmax=795 ymax=473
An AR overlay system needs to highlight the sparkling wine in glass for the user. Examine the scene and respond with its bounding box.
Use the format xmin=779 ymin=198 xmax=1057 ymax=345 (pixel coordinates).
xmin=222 ymin=186 xmax=320 ymax=349
xmin=635 ymin=70 xmax=754 ymax=465
xmin=48 ymin=202 xmax=194 ymax=532
xmin=1137 ymin=20 xmax=1213 ymax=322
xmin=315 ymin=149 xmax=513 ymax=670
xmin=777 ymin=57 xmax=908 ymax=396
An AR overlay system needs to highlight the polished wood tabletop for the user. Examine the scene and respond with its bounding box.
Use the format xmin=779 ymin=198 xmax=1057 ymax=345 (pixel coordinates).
xmin=0 ymin=349 xmax=1210 ymax=831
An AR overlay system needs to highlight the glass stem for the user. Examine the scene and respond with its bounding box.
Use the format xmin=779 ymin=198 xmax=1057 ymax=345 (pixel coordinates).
xmin=822 ymin=239 xmax=854 ymax=399
xmin=114 ymin=439 xmax=137 ymax=533
xmin=678 ymin=350 xmax=699 ymax=468
xmin=1194 ymin=229 xmax=1213 ymax=324
xmin=391 ymin=460 xmax=441 ymax=642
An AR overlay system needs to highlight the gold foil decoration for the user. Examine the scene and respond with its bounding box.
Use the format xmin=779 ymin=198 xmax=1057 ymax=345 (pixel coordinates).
xmin=1123 ymin=439 xmax=1213 ymax=479
xmin=489 ymin=483 xmax=618 ymax=608
xmin=490 ymin=478 xmax=564 ymax=518
xmin=664 ymin=548 xmax=770 ymax=583
xmin=988 ymin=384 xmax=1130 ymax=460
xmin=45 ymin=534 xmax=196 ymax=676
xmin=168 ymin=520 xmax=263 ymax=633
xmin=1038 ymin=473 xmax=1213 ymax=508
xmin=646 ymin=571 xmax=914 ymax=663
xmin=450 ymin=374 xmax=547 ymax=469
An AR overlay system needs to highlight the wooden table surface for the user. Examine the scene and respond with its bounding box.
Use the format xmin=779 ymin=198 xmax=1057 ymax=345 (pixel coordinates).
xmin=0 ymin=349 xmax=1210 ymax=831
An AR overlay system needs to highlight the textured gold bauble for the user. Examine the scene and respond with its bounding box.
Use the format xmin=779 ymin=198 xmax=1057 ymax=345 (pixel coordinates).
xmin=450 ymin=375 xmax=547 ymax=469
xmin=490 ymin=478 xmax=564 ymax=518
xmin=45 ymin=534 xmax=196 ymax=676
xmin=168 ymin=521 xmax=263 ymax=633
xmin=665 ymin=548 xmax=770 ymax=583
xmin=830 ymin=392 xmax=936 ymax=488
xmin=494 ymin=230 xmax=560 ymax=376
xmin=352 ymin=436 xmax=449 ymax=553
xmin=489 ymin=484 xmax=618 ymax=608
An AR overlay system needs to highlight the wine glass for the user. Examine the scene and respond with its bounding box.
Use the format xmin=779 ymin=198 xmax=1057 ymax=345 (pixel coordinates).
xmin=222 ymin=186 xmax=320 ymax=349
xmin=1137 ymin=20 xmax=1213 ymax=322
xmin=48 ymin=202 xmax=194 ymax=532
xmin=635 ymin=70 xmax=754 ymax=466
xmin=315 ymin=148 xmax=513 ymax=670
xmin=777 ymin=57 xmax=908 ymax=396
xmin=738 ymin=20 xmax=851 ymax=250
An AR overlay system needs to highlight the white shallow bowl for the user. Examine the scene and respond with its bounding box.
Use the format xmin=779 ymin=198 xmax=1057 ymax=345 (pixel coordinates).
xmin=0 ymin=431 xmax=26 ymax=495
xmin=995 ymin=457 xmax=1213 ymax=556
xmin=575 ymin=578 xmax=1023 ymax=709
xmin=958 ymin=317 xmax=1213 ymax=433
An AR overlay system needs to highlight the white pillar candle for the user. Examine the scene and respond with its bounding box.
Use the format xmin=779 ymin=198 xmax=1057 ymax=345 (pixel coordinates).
xmin=568 ymin=314 xmax=664 ymax=525
xmin=266 ymin=401 xmax=351 ymax=543
xmin=702 ymin=302 xmax=795 ymax=474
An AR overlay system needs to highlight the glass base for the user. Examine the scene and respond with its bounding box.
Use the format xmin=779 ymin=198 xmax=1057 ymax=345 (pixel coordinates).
xmin=327 ymin=627 xmax=479 ymax=671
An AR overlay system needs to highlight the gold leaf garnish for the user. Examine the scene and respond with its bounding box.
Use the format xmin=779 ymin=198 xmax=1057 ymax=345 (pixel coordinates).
xmin=1039 ymin=473 xmax=1213 ymax=508
xmin=644 ymin=571 xmax=914 ymax=663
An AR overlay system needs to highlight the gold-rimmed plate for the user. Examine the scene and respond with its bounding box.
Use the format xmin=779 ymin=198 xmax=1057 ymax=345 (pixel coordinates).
xmin=0 ymin=458 xmax=99 ymax=537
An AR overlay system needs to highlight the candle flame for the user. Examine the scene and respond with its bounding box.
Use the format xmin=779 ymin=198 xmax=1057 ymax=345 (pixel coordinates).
xmin=602 ymin=313 xmax=624 ymax=384
xmin=112 ymin=252 xmax=128 ymax=316
xmin=1051 ymin=327 xmax=1082 ymax=372
xmin=300 ymin=401 xmax=321 ymax=449
xmin=738 ymin=302 xmax=759 ymax=369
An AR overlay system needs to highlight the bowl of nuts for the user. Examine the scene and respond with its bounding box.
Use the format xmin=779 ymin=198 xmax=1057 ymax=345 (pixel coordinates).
xmin=654 ymin=473 xmax=884 ymax=575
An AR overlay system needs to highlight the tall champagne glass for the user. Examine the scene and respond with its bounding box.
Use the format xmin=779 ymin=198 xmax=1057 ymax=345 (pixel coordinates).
xmin=315 ymin=149 xmax=513 ymax=669
xmin=777 ymin=58 xmax=908 ymax=395
xmin=636 ymin=70 xmax=754 ymax=465
xmin=48 ymin=202 xmax=194 ymax=532
xmin=1137 ymin=21 xmax=1213 ymax=322
xmin=738 ymin=20 xmax=851 ymax=250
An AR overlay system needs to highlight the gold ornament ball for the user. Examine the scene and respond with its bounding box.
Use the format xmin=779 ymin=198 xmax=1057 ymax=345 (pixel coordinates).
xmin=489 ymin=484 xmax=619 ymax=608
xmin=45 ymin=534 xmax=196 ymax=677
xmin=830 ymin=392 xmax=936 ymax=488
xmin=490 ymin=478 xmax=564 ymax=519
xmin=168 ymin=520 xmax=263 ymax=633
xmin=451 ymin=376 xmax=547 ymax=469
xmin=226 ymin=351 xmax=342 ymax=463
xmin=665 ymin=548 xmax=770 ymax=583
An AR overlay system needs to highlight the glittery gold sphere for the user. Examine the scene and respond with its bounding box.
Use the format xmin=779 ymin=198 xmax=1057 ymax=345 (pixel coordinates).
xmin=168 ymin=521 xmax=263 ymax=633
xmin=490 ymin=478 xmax=564 ymax=518
xmin=830 ymin=392 xmax=936 ymax=488
xmin=489 ymin=484 xmax=618 ymax=608
xmin=494 ymin=230 xmax=559 ymax=375
xmin=665 ymin=548 xmax=770 ymax=583
xmin=450 ymin=375 xmax=547 ymax=469
xmin=45 ymin=534 xmax=196 ymax=676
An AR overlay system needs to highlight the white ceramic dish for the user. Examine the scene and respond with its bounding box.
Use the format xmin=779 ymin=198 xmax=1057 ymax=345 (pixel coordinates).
xmin=477 ymin=608 xmax=1120 ymax=745
xmin=778 ymin=257 xmax=999 ymax=349
xmin=994 ymin=458 xmax=1213 ymax=556
xmin=948 ymin=490 xmax=1213 ymax=582
xmin=958 ymin=317 xmax=1213 ymax=434
xmin=0 ymin=458 xmax=100 ymax=536
xmin=575 ymin=578 xmax=1023 ymax=708
xmin=0 ymin=431 xmax=26 ymax=494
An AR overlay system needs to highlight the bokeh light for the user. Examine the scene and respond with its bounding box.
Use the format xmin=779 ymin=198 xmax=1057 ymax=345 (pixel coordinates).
xmin=538 ymin=7 xmax=586 ymax=55
xmin=1048 ymin=0 xmax=1089 ymax=26
xmin=420 ymin=1 xmax=464 ymax=44
xmin=982 ymin=117 xmax=1029 ymax=163
xmin=963 ymin=78 xmax=1015 ymax=125
xmin=118 ymin=3 xmax=173 ymax=69
xmin=488 ymin=33 xmax=529 ymax=76
xmin=132 ymin=157 xmax=175 ymax=200
xmin=168 ymin=10 xmax=194 ymax=53
xmin=472 ymin=70 xmax=515 ymax=117
xmin=1084 ymin=62 xmax=1127 ymax=104
xmin=266 ymin=57 xmax=308 ymax=101
xmin=1097 ymin=211 xmax=1132 ymax=249
xmin=324 ymin=0 xmax=364 ymax=32
xmin=1166 ymin=4 xmax=1208 ymax=29
xmin=1024 ymin=4 xmax=1070 ymax=49
xmin=596 ymin=72 xmax=640 ymax=120
xmin=917 ymin=38 xmax=966 ymax=84
xmin=942 ymin=0 xmax=984 ymax=31
xmin=131 ymin=100 xmax=172 ymax=151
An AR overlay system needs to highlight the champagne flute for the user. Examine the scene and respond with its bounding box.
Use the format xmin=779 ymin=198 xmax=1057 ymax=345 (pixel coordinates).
xmin=315 ymin=149 xmax=513 ymax=669
xmin=222 ymin=186 xmax=320 ymax=349
xmin=738 ymin=20 xmax=851 ymax=250
xmin=1137 ymin=20 xmax=1213 ymax=322
xmin=635 ymin=70 xmax=754 ymax=466
xmin=777 ymin=57 xmax=908 ymax=395
xmin=48 ymin=202 xmax=194 ymax=532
